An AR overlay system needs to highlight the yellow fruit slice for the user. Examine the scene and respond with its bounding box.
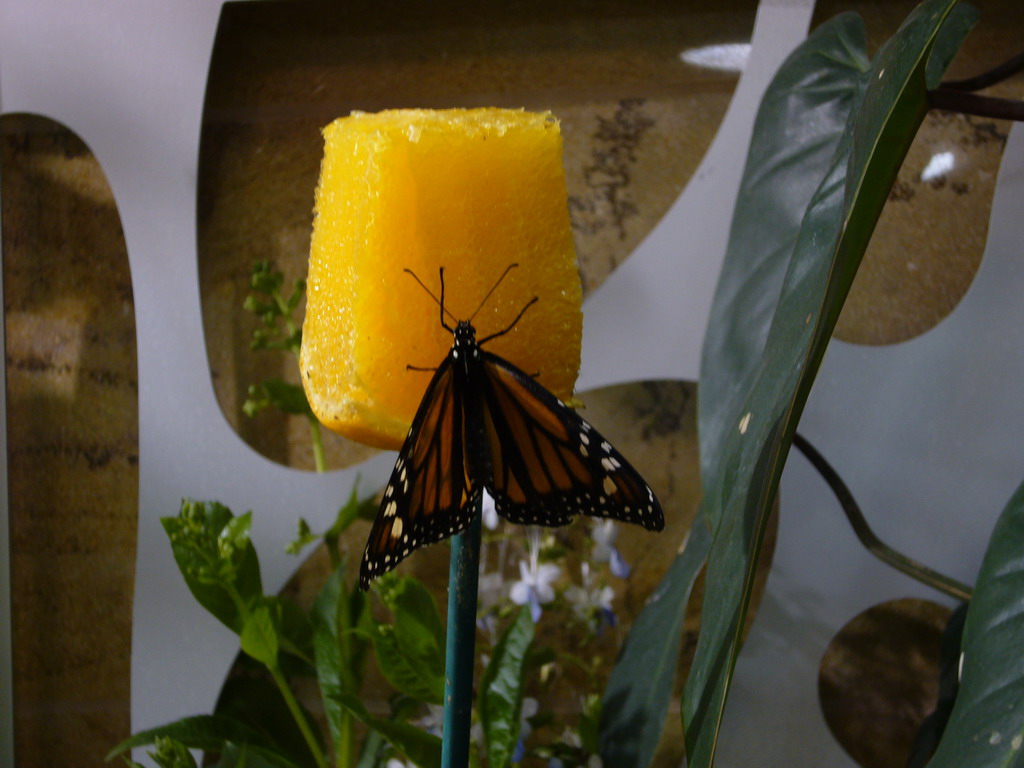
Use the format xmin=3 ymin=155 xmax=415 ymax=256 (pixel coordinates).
xmin=300 ymin=108 xmax=582 ymax=450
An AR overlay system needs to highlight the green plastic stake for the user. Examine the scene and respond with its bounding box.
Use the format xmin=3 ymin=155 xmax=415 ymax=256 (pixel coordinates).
xmin=440 ymin=499 xmax=483 ymax=768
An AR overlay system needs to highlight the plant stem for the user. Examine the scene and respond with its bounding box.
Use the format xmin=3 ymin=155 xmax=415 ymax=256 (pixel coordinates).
xmin=269 ymin=662 xmax=329 ymax=768
xmin=792 ymin=432 xmax=972 ymax=602
xmin=927 ymin=89 xmax=1024 ymax=122
xmin=441 ymin=501 xmax=483 ymax=768
xmin=940 ymin=51 xmax=1024 ymax=92
xmin=309 ymin=417 xmax=327 ymax=474
xmin=337 ymin=710 xmax=353 ymax=768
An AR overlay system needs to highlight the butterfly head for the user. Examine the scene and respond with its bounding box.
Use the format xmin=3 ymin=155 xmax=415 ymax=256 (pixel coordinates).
xmin=450 ymin=320 xmax=481 ymax=368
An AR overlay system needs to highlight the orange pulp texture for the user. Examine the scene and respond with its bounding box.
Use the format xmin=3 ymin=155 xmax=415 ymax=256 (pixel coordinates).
xmin=300 ymin=108 xmax=583 ymax=450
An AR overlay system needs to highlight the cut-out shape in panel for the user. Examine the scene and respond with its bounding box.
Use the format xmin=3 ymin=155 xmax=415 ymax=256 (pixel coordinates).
xmin=819 ymin=598 xmax=952 ymax=768
xmin=810 ymin=0 xmax=1023 ymax=345
xmin=196 ymin=0 xmax=756 ymax=470
xmin=2 ymin=113 xmax=138 ymax=768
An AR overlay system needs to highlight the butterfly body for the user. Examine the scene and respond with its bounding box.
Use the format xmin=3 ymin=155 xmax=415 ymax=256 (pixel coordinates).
xmin=359 ymin=273 xmax=664 ymax=590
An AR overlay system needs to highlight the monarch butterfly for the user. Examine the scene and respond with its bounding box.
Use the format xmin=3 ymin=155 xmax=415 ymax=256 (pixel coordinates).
xmin=359 ymin=264 xmax=664 ymax=590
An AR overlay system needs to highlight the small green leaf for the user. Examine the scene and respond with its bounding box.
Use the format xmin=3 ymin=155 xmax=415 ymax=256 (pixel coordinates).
xmin=325 ymin=484 xmax=375 ymax=542
xmin=372 ymin=577 xmax=446 ymax=704
xmin=241 ymin=602 xmax=280 ymax=667
xmin=106 ymin=715 xmax=303 ymax=768
xmin=285 ymin=519 xmax=317 ymax=555
xmin=372 ymin=626 xmax=443 ymax=705
xmin=147 ymin=737 xmax=198 ymax=768
xmin=311 ymin=567 xmax=348 ymax=751
xmin=272 ymin=596 xmax=314 ymax=666
xmin=286 ymin=280 xmax=306 ymax=312
xmin=162 ymin=501 xmax=263 ymax=633
xmin=347 ymin=587 xmax=372 ymax=689
xmin=288 ymin=485 xmax=377 ymax=556
xmin=250 ymin=260 xmax=284 ymax=296
xmin=578 ymin=694 xmax=602 ymax=756
xmin=927 ymin=478 xmax=1024 ymax=767
xmin=332 ymin=692 xmax=442 ymax=768
xmin=480 ymin=606 xmax=535 ymax=768
xmin=244 ymin=380 xmax=313 ymax=418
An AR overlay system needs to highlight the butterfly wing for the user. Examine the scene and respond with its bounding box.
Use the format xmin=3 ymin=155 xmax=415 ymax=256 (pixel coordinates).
xmin=478 ymin=351 xmax=664 ymax=532
xmin=359 ymin=357 xmax=477 ymax=590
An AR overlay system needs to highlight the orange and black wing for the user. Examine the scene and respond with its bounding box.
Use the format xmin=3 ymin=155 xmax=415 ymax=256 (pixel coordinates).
xmin=478 ymin=351 xmax=664 ymax=532
xmin=359 ymin=358 xmax=477 ymax=590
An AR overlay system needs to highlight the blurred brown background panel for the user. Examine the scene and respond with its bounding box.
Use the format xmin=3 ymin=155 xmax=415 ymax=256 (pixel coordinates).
xmin=810 ymin=0 xmax=1023 ymax=345
xmin=2 ymin=113 xmax=138 ymax=767
xmin=198 ymin=0 xmax=754 ymax=471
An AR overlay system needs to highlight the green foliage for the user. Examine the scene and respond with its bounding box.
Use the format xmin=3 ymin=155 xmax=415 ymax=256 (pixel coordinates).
xmin=927 ymin=480 xmax=1024 ymax=767
xmin=598 ymin=518 xmax=711 ymax=767
xmin=126 ymin=486 xmax=630 ymax=768
xmin=107 ymin=715 xmax=306 ymax=768
xmin=244 ymin=379 xmax=314 ymax=419
xmin=135 ymin=737 xmax=197 ymax=768
xmin=245 ymin=260 xmax=305 ymax=355
xmin=241 ymin=601 xmax=282 ymax=667
xmin=162 ymin=501 xmax=263 ymax=634
xmin=241 ymin=259 xmax=326 ymax=472
xmin=370 ymin=576 xmax=447 ymax=705
xmin=332 ymin=693 xmax=443 ymax=768
xmin=680 ymin=2 xmax=970 ymax=765
xmin=215 ymin=677 xmax=323 ymax=768
xmin=480 ymin=606 xmax=534 ymax=768
xmin=287 ymin=485 xmax=376 ymax=569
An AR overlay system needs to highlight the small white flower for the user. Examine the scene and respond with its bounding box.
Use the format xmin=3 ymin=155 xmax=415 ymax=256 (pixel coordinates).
xmin=560 ymin=726 xmax=582 ymax=748
xmin=510 ymin=528 xmax=560 ymax=622
xmin=481 ymin=489 xmax=499 ymax=530
xmin=591 ymin=520 xmax=631 ymax=578
xmin=386 ymin=759 xmax=414 ymax=768
xmin=565 ymin=563 xmax=616 ymax=633
xmin=417 ymin=703 xmax=444 ymax=735
xmin=477 ymin=570 xmax=506 ymax=633
xmin=512 ymin=697 xmax=540 ymax=762
xmin=510 ymin=559 xmax=561 ymax=622
xmin=520 ymin=696 xmax=539 ymax=738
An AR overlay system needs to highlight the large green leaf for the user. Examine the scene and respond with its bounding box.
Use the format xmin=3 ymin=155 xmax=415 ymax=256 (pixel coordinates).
xmin=480 ymin=606 xmax=535 ymax=768
xmin=597 ymin=16 xmax=872 ymax=768
xmin=682 ymin=1 xmax=965 ymax=765
xmin=927 ymin=479 xmax=1024 ymax=766
xmin=696 ymin=14 xmax=869 ymax=512
xmin=598 ymin=518 xmax=710 ymax=767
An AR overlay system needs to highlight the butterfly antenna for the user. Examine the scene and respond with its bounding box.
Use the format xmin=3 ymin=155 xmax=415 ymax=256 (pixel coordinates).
xmin=478 ymin=294 xmax=539 ymax=346
xmin=468 ymin=262 xmax=520 ymax=324
xmin=404 ymin=268 xmax=457 ymax=331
